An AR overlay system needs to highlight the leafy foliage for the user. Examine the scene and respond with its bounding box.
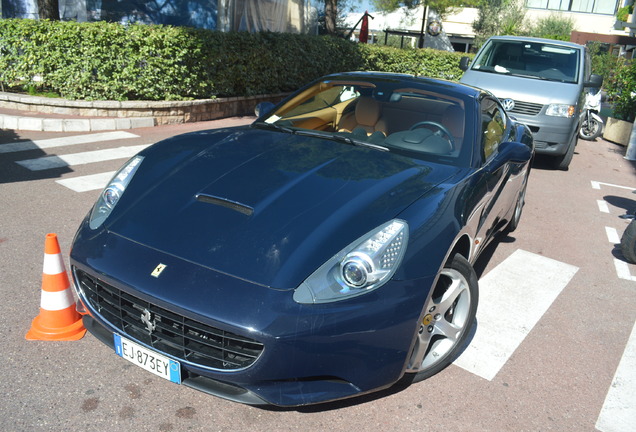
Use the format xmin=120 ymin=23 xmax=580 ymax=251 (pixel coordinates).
xmin=360 ymin=44 xmax=469 ymax=81
xmin=525 ymin=14 xmax=574 ymax=41
xmin=0 ymin=18 xmax=468 ymax=101
xmin=472 ymin=0 xmax=526 ymax=49
xmin=605 ymin=59 xmax=636 ymax=122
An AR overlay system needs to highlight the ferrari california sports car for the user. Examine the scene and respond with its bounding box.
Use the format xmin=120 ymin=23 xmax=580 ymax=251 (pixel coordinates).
xmin=70 ymin=72 xmax=533 ymax=407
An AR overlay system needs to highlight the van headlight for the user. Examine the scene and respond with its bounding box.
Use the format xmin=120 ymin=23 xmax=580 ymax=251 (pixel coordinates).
xmin=546 ymin=104 xmax=575 ymax=118
xmin=89 ymin=155 xmax=144 ymax=229
xmin=293 ymin=220 xmax=408 ymax=304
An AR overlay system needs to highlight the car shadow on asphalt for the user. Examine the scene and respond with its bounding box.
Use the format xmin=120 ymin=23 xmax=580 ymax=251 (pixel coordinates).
xmin=0 ymin=129 xmax=73 ymax=184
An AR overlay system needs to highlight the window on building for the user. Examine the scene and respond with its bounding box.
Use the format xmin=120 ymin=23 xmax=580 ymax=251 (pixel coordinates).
xmin=526 ymin=0 xmax=618 ymax=14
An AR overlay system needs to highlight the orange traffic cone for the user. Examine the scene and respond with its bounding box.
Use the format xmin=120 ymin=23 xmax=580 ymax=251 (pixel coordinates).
xmin=25 ymin=233 xmax=86 ymax=341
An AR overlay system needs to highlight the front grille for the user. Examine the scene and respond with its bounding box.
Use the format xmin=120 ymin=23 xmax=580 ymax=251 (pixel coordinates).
xmin=508 ymin=100 xmax=543 ymax=116
xmin=75 ymin=269 xmax=264 ymax=371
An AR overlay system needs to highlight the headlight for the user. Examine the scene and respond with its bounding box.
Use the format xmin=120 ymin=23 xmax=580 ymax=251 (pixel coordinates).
xmin=89 ymin=155 xmax=144 ymax=229
xmin=546 ymin=104 xmax=575 ymax=118
xmin=293 ymin=220 xmax=408 ymax=304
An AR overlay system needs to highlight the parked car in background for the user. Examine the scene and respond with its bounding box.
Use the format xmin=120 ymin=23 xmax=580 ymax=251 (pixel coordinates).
xmin=70 ymin=72 xmax=534 ymax=406
xmin=460 ymin=36 xmax=602 ymax=170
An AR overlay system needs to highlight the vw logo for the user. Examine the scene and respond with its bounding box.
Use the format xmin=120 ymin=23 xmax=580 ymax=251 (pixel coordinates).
xmin=140 ymin=308 xmax=156 ymax=335
xmin=502 ymin=98 xmax=515 ymax=111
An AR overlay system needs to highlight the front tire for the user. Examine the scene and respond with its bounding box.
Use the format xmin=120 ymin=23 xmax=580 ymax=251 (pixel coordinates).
xmin=621 ymin=220 xmax=636 ymax=264
xmin=553 ymin=133 xmax=576 ymax=171
xmin=407 ymin=254 xmax=478 ymax=382
xmin=579 ymin=115 xmax=602 ymax=141
xmin=506 ymin=182 xmax=527 ymax=233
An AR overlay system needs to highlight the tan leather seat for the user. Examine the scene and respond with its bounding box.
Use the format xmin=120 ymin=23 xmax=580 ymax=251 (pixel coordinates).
xmin=339 ymin=97 xmax=387 ymax=135
xmin=442 ymin=104 xmax=464 ymax=144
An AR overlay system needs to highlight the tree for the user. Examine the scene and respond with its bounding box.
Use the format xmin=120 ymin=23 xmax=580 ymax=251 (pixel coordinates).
xmin=325 ymin=0 xmax=338 ymax=35
xmin=37 ymin=0 xmax=60 ymax=20
xmin=472 ymin=0 xmax=526 ymax=49
xmin=373 ymin=0 xmax=478 ymax=17
xmin=526 ymin=14 xmax=574 ymax=41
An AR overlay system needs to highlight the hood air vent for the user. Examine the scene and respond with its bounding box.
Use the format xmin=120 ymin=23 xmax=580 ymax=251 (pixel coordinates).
xmin=195 ymin=193 xmax=254 ymax=216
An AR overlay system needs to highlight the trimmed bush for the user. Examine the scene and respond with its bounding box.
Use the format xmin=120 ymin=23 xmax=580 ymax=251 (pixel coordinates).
xmin=0 ymin=18 xmax=470 ymax=101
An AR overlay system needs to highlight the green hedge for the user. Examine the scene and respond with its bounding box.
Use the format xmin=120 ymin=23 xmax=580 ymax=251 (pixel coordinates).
xmin=0 ymin=18 xmax=469 ymax=101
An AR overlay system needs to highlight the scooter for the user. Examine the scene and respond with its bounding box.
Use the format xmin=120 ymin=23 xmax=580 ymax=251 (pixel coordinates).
xmin=578 ymin=88 xmax=604 ymax=141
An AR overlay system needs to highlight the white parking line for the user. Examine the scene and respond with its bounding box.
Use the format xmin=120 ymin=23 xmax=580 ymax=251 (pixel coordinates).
xmin=55 ymin=171 xmax=116 ymax=192
xmin=454 ymin=249 xmax=578 ymax=381
xmin=591 ymin=181 xmax=635 ymax=191
xmin=614 ymin=259 xmax=636 ymax=282
xmin=15 ymin=144 xmax=150 ymax=171
xmin=0 ymin=131 xmax=138 ymax=153
xmin=596 ymin=320 xmax=636 ymax=432
xmin=598 ymin=200 xmax=610 ymax=214
xmin=606 ymin=226 xmax=621 ymax=244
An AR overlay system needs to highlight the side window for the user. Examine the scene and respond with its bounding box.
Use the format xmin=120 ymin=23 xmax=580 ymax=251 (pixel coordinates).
xmin=480 ymin=98 xmax=505 ymax=162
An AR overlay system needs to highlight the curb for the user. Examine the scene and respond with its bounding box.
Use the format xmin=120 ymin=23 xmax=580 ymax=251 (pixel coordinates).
xmin=0 ymin=112 xmax=155 ymax=132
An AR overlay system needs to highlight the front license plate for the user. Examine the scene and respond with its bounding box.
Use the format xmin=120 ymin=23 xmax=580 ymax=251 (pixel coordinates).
xmin=114 ymin=334 xmax=181 ymax=384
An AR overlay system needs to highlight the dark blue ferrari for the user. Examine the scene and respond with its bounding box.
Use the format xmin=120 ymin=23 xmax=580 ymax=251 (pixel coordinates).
xmin=70 ymin=72 xmax=533 ymax=406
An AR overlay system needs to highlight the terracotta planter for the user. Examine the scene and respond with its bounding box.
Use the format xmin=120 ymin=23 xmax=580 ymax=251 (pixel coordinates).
xmin=603 ymin=117 xmax=634 ymax=146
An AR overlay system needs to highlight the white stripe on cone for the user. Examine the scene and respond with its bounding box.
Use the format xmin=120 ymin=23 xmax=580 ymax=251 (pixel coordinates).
xmin=43 ymin=252 xmax=66 ymax=275
xmin=40 ymin=289 xmax=75 ymax=311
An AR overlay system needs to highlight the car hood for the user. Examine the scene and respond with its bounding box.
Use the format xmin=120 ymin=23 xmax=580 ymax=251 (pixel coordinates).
xmin=108 ymin=127 xmax=458 ymax=289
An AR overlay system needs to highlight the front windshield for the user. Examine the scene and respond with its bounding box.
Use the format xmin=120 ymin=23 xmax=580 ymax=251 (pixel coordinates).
xmin=256 ymin=77 xmax=471 ymax=166
xmin=471 ymin=40 xmax=580 ymax=84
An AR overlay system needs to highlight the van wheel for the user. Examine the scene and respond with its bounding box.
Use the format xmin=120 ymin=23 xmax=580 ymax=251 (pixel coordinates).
xmin=553 ymin=134 xmax=576 ymax=171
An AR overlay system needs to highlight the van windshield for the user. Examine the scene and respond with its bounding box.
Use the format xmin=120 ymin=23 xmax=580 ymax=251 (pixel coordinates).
xmin=471 ymin=40 xmax=580 ymax=84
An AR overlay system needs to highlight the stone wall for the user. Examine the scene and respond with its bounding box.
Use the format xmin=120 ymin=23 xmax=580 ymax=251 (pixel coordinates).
xmin=0 ymin=92 xmax=289 ymax=125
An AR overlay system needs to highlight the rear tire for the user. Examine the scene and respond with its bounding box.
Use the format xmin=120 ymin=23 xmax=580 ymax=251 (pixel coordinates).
xmin=621 ymin=220 xmax=636 ymax=264
xmin=407 ymin=254 xmax=478 ymax=383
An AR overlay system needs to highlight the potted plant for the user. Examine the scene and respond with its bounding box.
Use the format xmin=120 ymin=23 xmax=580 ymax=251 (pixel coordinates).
xmin=603 ymin=58 xmax=636 ymax=146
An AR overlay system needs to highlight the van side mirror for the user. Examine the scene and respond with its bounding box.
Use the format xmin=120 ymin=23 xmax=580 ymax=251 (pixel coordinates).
xmin=459 ymin=57 xmax=471 ymax=71
xmin=584 ymin=74 xmax=603 ymax=88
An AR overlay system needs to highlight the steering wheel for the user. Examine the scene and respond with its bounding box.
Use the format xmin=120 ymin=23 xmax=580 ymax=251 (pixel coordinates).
xmin=409 ymin=121 xmax=455 ymax=151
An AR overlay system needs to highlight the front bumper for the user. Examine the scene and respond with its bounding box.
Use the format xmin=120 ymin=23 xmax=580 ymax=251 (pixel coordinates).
xmin=512 ymin=112 xmax=577 ymax=156
xmin=70 ymin=229 xmax=432 ymax=406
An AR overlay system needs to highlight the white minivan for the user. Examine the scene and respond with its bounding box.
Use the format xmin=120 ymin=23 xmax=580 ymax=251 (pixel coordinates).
xmin=460 ymin=36 xmax=603 ymax=170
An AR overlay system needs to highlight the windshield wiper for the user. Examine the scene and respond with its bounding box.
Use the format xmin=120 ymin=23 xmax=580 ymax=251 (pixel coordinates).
xmin=294 ymin=130 xmax=389 ymax=152
xmin=252 ymin=121 xmax=295 ymax=134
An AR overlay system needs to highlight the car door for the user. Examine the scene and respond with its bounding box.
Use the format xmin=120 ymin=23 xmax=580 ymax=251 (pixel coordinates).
xmin=472 ymin=96 xmax=514 ymax=245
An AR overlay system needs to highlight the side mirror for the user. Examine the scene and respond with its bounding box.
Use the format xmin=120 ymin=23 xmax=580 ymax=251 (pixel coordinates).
xmin=255 ymin=102 xmax=275 ymax=118
xmin=459 ymin=57 xmax=471 ymax=71
xmin=584 ymin=74 xmax=603 ymax=88
xmin=489 ymin=141 xmax=532 ymax=172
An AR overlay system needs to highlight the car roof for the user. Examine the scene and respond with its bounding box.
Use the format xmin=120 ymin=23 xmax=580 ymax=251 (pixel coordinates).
xmin=487 ymin=35 xmax=584 ymax=50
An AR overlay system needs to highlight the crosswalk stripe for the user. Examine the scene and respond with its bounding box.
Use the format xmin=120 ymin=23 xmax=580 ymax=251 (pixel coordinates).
xmin=0 ymin=131 xmax=139 ymax=154
xmin=596 ymin=320 xmax=636 ymax=432
xmin=454 ymin=249 xmax=578 ymax=380
xmin=55 ymin=171 xmax=116 ymax=193
xmin=16 ymin=144 xmax=150 ymax=171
